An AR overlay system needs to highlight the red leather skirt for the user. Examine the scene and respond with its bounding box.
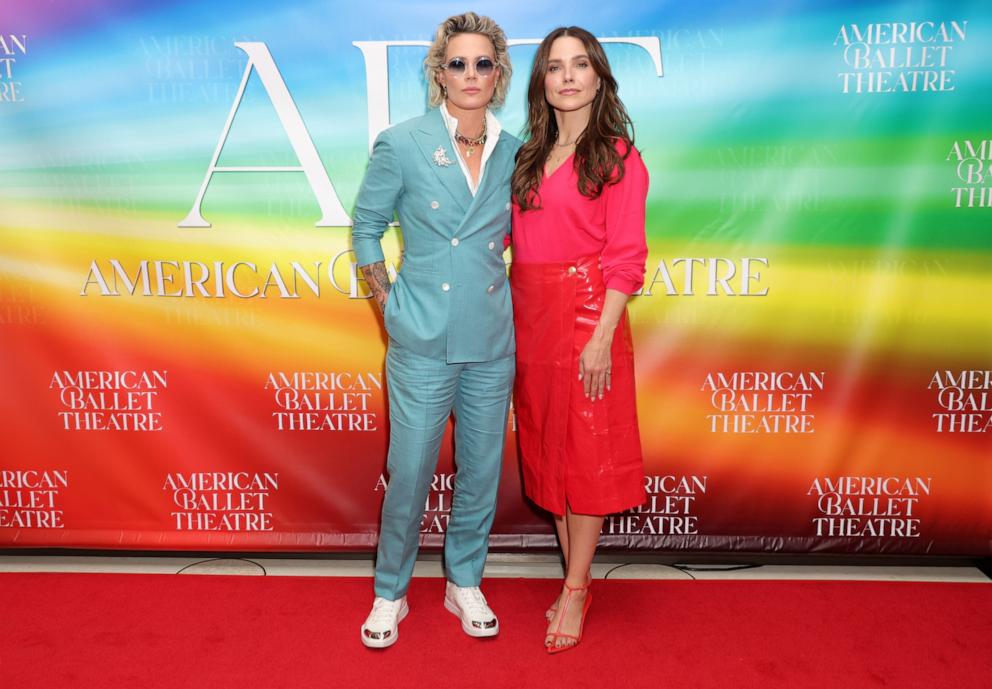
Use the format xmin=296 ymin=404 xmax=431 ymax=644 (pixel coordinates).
xmin=511 ymin=255 xmax=646 ymax=516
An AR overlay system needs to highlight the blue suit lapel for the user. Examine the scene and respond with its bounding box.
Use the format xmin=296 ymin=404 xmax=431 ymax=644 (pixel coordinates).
xmin=464 ymin=134 xmax=513 ymax=221
xmin=410 ymin=109 xmax=472 ymax=215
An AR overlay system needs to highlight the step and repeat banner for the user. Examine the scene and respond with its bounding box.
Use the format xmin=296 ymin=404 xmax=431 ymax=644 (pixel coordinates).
xmin=1 ymin=0 xmax=990 ymax=554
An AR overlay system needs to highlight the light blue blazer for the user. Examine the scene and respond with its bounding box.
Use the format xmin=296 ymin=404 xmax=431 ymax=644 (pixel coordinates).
xmin=352 ymin=108 xmax=522 ymax=364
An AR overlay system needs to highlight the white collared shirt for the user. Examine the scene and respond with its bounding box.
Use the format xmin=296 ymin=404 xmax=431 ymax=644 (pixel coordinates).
xmin=439 ymin=101 xmax=502 ymax=196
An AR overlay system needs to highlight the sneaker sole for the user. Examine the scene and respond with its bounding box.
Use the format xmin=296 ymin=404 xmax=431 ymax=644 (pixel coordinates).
xmin=361 ymin=599 xmax=409 ymax=649
xmin=444 ymin=597 xmax=499 ymax=638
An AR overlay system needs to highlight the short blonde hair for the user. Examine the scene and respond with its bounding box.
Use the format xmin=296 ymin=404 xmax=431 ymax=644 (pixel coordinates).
xmin=424 ymin=12 xmax=512 ymax=109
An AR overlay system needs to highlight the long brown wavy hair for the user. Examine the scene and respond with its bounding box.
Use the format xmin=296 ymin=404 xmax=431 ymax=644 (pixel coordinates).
xmin=512 ymin=26 xmax=634 ymax=211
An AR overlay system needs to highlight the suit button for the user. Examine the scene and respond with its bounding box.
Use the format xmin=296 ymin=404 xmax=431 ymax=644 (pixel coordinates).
xmin=567 ymin=266 xmax=577 ymax=275
xmin=442 ymin=283 xmax=450 ymax=292
xmin=488 ymin=241 xmax=496 ymax=250
xmin=487 ymin=285 xmax=495 ymax=294
xmin=505 ymin=202 xmax=511 ymax=211
xmin=451 ymin=238 xmax=460 ymax=246
xmin=431 ymin=201 xmax=440 ymax=210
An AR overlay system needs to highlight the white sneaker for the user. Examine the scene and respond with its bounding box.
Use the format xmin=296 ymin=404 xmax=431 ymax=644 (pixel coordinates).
xmin=443 ymin=581 xmax=499 ymax=638
xmin=360 ymin=596 xmax=409 ymax=648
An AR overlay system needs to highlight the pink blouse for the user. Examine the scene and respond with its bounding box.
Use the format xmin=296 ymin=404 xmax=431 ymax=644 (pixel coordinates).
xmin=511 ymin=143 xmax=649 ymax=295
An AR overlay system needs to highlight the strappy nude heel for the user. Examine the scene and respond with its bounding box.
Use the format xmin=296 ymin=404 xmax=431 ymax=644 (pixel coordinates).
xmin=545 ymin=580 xmax=592 ymax=654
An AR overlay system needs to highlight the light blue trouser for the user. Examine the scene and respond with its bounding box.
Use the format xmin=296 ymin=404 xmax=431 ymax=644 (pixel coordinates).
xmin=374 ymin=339 xmax=514 ymax=600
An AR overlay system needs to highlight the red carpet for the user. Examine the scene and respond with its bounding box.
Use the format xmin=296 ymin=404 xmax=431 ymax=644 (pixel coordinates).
xmin=1 ymin=573 xmax=990 ymax=689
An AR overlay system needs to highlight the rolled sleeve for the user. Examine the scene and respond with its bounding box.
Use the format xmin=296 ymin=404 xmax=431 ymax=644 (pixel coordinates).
xmin=351 ymin=129 xmax=403 ymax=267
xmin=602 ymin=146 xmax=649 ymax=294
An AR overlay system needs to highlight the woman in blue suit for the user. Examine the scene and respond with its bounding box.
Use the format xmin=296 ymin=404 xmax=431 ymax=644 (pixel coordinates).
xmin=351 ymin=12 xmax=520 ymax=649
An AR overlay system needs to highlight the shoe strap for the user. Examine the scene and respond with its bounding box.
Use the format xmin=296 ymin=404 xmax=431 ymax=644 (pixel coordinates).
xmin=552 ymin=581 xmax=586 ymax=634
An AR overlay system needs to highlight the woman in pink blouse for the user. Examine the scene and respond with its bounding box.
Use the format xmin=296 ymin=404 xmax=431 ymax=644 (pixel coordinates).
xmin=510 ymin=26 xmax=649 ymax=654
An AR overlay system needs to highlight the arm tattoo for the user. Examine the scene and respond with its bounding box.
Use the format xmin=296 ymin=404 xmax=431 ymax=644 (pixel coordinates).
xmin=359 ymin=262 xmax=391 ymax=313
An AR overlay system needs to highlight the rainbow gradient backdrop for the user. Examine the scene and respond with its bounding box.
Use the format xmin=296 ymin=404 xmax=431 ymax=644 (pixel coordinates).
xmin=0 ymin=0 xmax=989 ymax=553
